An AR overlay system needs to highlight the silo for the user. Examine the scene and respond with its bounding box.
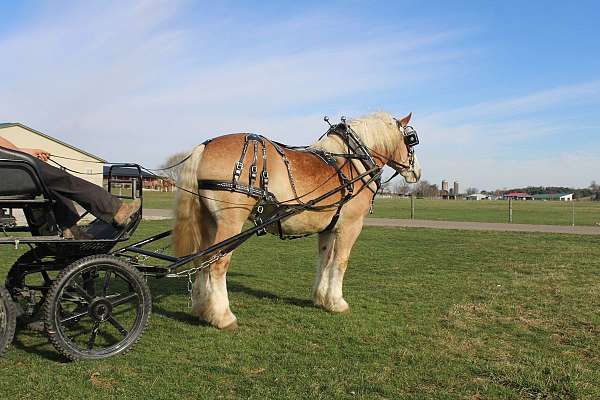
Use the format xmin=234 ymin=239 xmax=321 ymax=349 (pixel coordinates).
xmin=453 ymin=181 xmax=460 ymax=196
xmin=442 ymin=180 xmax=449 ymax=192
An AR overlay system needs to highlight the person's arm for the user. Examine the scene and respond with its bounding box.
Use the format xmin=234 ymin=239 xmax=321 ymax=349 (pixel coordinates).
xmin=0 ymin=136 xmax=18 ymax=150
xmin=0 ymin=135 xmax=50 ymax=161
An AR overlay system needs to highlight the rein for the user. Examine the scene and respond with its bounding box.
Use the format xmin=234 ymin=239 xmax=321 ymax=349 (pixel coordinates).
xmin=48 ymin=116 xmax=418 ymax=238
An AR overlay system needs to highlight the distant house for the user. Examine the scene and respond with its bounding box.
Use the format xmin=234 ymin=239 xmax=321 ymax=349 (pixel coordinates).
xmin=103 ymin=166 xmax=175 ymax=192
xmin=532 ymin=193 xmax=574 ymax=201
xmin=0 ymin=122 xmax=105 ymax=186
xmin=466 ymin=193 xmax=488 ymax=200
xmin=503 ymin=192 xmax=533 ymax=200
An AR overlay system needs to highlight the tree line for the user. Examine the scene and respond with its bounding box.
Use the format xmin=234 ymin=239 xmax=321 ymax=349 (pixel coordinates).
xmin=383 ymin=180 xmax=600 ymax=199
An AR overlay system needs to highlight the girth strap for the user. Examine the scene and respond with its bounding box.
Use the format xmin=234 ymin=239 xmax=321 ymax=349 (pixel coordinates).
xmin=198 ymin=180 xmax=276 ymax=201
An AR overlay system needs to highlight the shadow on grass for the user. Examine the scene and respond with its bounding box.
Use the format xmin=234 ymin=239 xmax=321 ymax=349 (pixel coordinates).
xmin=228 ymin=281 xmax=314 ymax=308
xmin=150 ymin=304 xmax=211 ymax=327
xmin=12 ymin=331 xmax=68 ymax=363
xmin=146 ymin=271 xmax=257 ymax=297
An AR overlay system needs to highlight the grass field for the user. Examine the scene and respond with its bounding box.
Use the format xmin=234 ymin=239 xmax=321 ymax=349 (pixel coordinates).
xmin=1 ymin=220 xmax=599 ymax=399
xmin=141 ymin=191 xmax=600 ymax=227
xmin=142 ymin=191 xmax=177 ymax=210
xmin=372 ymin=198 xmax=600 ymax=226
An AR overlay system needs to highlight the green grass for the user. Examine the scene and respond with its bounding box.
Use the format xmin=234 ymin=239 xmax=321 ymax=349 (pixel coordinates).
xmin=372 ymin=198 xmax=600 ymax=226
xmin=139 ymin=191 xmax=600 ymax=227
xmin=1 ymin=220 xmax=599 ymax=399
xmin=141 ymin=191 xmax=176 ymax=210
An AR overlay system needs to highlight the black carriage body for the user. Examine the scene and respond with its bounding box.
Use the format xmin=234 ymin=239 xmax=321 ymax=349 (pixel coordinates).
xmin=0 ymin=148 xmax=149 ymax=359
xmin=0 ymin=148 xmax=142 ymax=257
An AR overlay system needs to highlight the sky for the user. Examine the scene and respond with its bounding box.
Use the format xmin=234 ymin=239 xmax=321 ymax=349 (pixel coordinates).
xmin=1 ymin=0 xmax=600 ymax=191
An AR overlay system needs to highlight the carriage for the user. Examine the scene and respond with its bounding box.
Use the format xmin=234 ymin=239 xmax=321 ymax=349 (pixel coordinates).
xmin=0 ymin=113 xmax=420 ymax=360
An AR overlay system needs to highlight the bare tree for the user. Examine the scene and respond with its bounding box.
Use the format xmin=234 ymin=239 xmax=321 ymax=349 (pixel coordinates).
xmin=394 ymin=181 xmax=411 ymax=195
xmin=414 ymin=180 xmax=439 ymax=198
xmin=159 ymin=151 xmax=190 ymax=182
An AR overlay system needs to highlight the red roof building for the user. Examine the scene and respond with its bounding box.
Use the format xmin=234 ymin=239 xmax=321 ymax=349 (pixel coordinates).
xmin=503 ymin=192 xmax=533 ymax=200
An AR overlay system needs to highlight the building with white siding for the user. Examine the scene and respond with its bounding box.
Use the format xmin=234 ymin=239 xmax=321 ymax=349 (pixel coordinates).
xmin=0 ymin=123 xmax=105 ymax=186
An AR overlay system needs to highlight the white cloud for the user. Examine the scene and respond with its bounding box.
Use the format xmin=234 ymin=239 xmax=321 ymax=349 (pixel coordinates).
xmin=415 ymin=80 xmax=600 ymax=189
xmin=1 ymin=1 xmax=598 ymax=190
xmin=0 ymin=0 xmax=466 ymax=165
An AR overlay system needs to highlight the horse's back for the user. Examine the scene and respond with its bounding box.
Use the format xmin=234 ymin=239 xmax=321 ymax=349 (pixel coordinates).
xmin=197 ymin=132 xmax=370 ymax=235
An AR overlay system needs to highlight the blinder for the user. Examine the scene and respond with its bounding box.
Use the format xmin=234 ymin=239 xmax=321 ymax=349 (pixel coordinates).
xmin=403 ymin=125 xmax=419 ymax=148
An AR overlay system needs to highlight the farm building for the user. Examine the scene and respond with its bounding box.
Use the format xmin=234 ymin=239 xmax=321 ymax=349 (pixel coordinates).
xmin=503 ymin=192 xmax=533 ymax=200
xmin=103 ymin=166 xmax=175 ymax=192
xmin=0 ymin=122 xmax=105 ymax=186
xmin=466 ymin=193 xmax=489 ymax=200
xmin=532 ymin=193 xmax=574 ymax=201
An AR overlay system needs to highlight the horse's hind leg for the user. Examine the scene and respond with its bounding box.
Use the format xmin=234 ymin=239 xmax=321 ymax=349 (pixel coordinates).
xmin=190 ymin=202 xmax=248 ymax=330
xmin=192 ymin=253 xmax=237 ymax=330
xmin=313 ymin=220 xmax=363 ymax=312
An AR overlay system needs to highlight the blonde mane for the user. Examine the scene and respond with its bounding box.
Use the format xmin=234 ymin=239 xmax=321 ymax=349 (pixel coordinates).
xmin=311 ymin=112 xmax=402 ymax=155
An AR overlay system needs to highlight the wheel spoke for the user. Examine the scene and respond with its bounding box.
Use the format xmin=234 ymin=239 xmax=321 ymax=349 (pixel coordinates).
xmin=87 ymin=321 xmax=100 ymax=350
xmin=102 ymin=271 xmax=111 ymax=296
xmin=108 ymin=316 xmax=128 ymax=336
xmin=82 ymin=270 xmax=98 ymax=298
xmin=60 ymin=310 xmax=88 ymax=325
xmin=110 ymin=292 xmax=138 ymax=307
xmin=69 ymin=282 xmax=93 ymax=303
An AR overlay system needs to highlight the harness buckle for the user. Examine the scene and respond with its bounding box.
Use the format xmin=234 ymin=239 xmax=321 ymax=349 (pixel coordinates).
xmin=250 ymin=165 xmax=258 ymax=178
xmin=256 ymin=205 xmax=264 ymax=214
xmin=234 ymin=161 xmax=243 ymax=176
xmin=261 ymin=171 xmax=269 ymax=185
xmin=254 ymin=215 xmax=267 ymax=236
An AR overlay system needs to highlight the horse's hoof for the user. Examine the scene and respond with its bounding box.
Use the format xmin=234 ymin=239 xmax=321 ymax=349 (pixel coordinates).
xmin=329 ymin=299 xmax=350 ymax=313
xmin=221 ymin=320 xmax=238 ymax=331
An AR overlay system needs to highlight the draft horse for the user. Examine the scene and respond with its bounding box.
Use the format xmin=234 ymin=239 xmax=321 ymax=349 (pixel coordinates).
xmin=173 ymin=112 xmax=421 ymax=330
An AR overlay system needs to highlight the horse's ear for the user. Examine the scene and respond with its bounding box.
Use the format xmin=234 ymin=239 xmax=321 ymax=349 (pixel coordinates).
xmin=397 ymin=112 xmax=412 ymax=127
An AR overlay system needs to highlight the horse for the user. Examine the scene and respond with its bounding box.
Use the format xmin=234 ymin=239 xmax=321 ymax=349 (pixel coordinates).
xmin=172 ymin=111 xmax=421 ymax=330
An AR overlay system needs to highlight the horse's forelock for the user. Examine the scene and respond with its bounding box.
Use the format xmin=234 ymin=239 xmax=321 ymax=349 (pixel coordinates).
xmin=348 ymin=112 xmax=402 ymax=155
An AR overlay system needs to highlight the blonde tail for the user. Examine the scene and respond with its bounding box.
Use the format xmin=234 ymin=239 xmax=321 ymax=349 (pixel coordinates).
xmin=173 ymin=144 xmax=205 ymax=257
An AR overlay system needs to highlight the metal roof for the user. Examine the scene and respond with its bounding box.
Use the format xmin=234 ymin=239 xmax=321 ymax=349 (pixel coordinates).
xmin=532 ymin=193 xmax=573 ymax=199
xmin=504 ymin=192 xmax=532 ymax=197
xmin=103 ymin=166 xmax=158 ymax=178
xmin=0 ymin=122 xmax=106 ymax=162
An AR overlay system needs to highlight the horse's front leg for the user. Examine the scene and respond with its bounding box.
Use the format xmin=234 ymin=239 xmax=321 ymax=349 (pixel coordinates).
xmin=191 ymin=253 xmax=238 ymax=330
xmin=313 ymin=220 xmax=363 ymax=312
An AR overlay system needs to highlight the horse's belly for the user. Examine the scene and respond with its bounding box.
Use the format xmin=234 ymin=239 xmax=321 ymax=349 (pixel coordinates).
xmin=274 ymin=210 xmax=334 ymax=236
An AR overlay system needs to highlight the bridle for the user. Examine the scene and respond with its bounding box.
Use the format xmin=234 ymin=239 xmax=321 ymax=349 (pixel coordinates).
xmin=324 ymin=117 xmax=420 ymax=187
xmin=387 ymin=121 xmax=419 ymax=170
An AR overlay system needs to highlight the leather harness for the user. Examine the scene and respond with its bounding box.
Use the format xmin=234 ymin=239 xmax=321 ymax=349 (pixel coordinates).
xmin=197 ymin=123 xmax=390 ymax=239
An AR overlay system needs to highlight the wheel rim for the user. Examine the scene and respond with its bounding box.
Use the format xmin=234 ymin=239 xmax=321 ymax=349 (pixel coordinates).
xmin=53 ymin=264 xmax=146 ymax=357
xmin=0 ymin=287 xmax=16 ymax=356
xmin=0 ymin=301 xmax=7 ymax=336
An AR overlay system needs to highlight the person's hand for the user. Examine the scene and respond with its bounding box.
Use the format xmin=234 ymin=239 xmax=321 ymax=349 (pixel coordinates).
xmin=25 ymin=148 xmax=50 ymax=161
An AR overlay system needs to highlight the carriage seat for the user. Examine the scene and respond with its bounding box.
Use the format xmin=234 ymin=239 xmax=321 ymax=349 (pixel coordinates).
xmin=0 ymin=147 xmax=46 ymax=200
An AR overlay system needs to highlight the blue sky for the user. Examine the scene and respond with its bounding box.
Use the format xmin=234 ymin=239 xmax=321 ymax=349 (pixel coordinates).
xmin=1 ymin=0 xmax=599 ymax=190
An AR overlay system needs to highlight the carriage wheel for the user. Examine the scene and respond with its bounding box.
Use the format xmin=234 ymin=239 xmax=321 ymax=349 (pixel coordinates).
xmin=0 ymin=286 xmax=17 ymax=357
xmin=43 ymin=255 xmax=151 ymax=361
